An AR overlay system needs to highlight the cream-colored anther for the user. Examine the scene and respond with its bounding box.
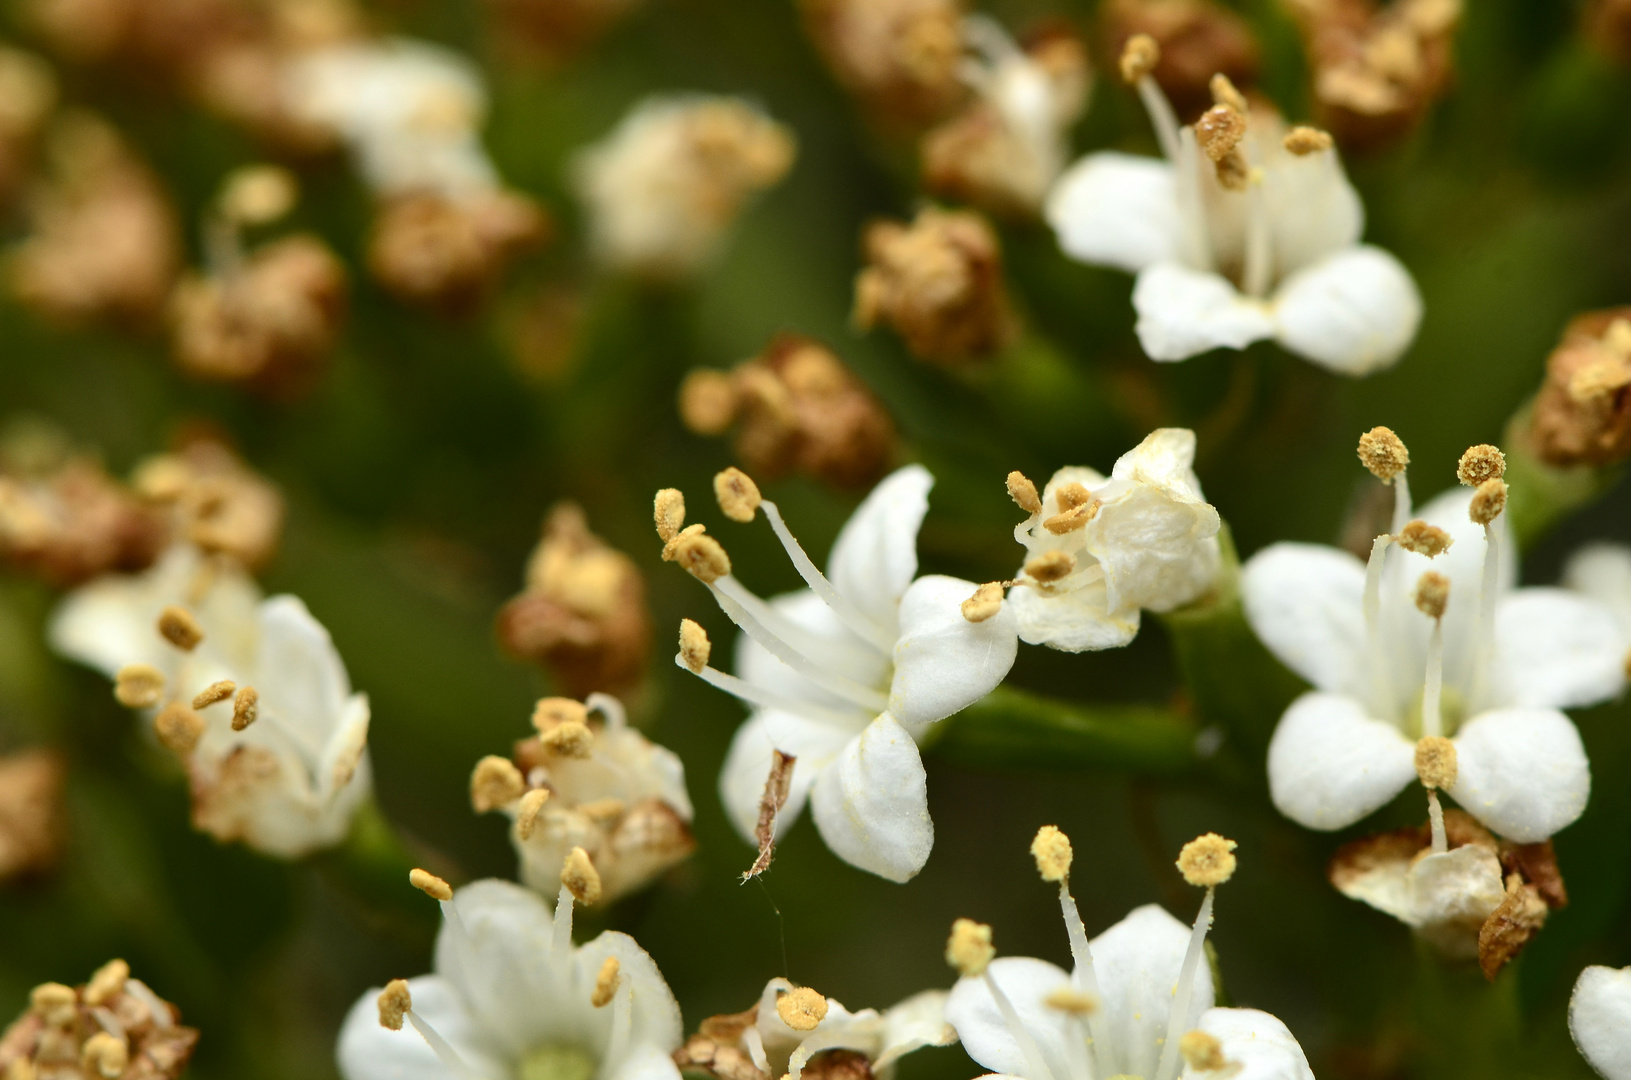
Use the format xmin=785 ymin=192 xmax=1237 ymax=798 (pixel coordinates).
xmin=516 ymin=788 xmax=551 ymax=840
xmin=714 ymin=467 xmax=762 ymax=523
xmin=192 ymin=680 xmax=236 ymax=709
xmin=157 ymin=605 xmax=204 ymax=650
xmin=563 ymin=846 xmax=603 ymax=905
xmin=1179 ymin=1030 xmax=1226 ymax=1071
xmin=961 ymin=582 xmax=1005 ymax=623
xmin=1283 ymin=126 xmax=1334 ymax=155
xmin=541 ymin=721 xmax=594 ymax=758
xmin=591 ymin=956 xmax=621 ymax=1008
xmin=409 ymin=868 xmax=454 ymax=902
xmin=232 ymin=685 xmax=258 ymax=731
xmin=1024 ymin=550 xmax=1076 ymax=583
xmin=114 ymin=663 xmax=166 ymax=708
xmin=1414 ymin=571 xmax=1449 ymax=620
xmin=1469 ymin=479 xmax=1507 ymax=525
xmin=1357 ymin=427 xmax=1409 ymax=481
xmin=84 ymin=959 xmax=129 ymax=1007
xmin=219 ymin=165 xmax=297 ymax=226
xmin=946 ymin=918 xmax=995 ymax=977
xmin=1119 ymin=33 xmax=1160 ymax=83
xmin=1031 ymin=825 xmax=1073 ymax=882
xmin=1195 ymin=104 xmax=1247 ymax=163
xmin=1177 ymin=833 xmax=1237 ymax=887
xmin=679 ymin=619 xmax=711 ymax=673
xmin=1457 ymin=444 xmax=1506 ymax=486
xmin=1044 ymin=498 xmax=1099 ymax=535
xmin=30 ymin=983 xmax=76 ymax=1027
xmin=654 ymin=489 xmax=686 ymax=543
xmin=1044 ymin=987 xmax=1098 ymax=1015
xmin=776 ymin=986 xmax=829 ymax=1032
xmin=1210 ymin=73 xmax=1249 ymax=113
xmin=1055 ymin=482 xmax=1091 ymax=511
xmin=153 ymin=703 xmax=205 ymax=755
xmin=81 ymin=1031 xmax=128 ymax=1079
xmin=1415 ymin=736 xmax=1457 ymax=790
xmin=471 ymin=755 xmax=526 ymax=812
xmin=672 ymin=531 xmax=731 ymax=583
xmin=378 ymin=980 xmax=412 ymax=1031
xmin=533 ymin=697 xmax=590 ymax=732
xmin=1396 ymin=520 xmax=1453 ymax=557
xmin=1006 ymin=471 xmax=1042 ymax=515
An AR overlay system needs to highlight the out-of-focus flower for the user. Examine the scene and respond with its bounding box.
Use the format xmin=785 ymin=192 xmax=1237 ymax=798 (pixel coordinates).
xmin=1572 ymin=964 xmax=1631 ymax=1080
xmin=854 ymin=207 xmax=1014 ymax=365
xmin=1282 ymin=0 xmax=1462 ymax=152
xmin=1527 ymin=309 xmax=1631 ymax=468
xmin=1047 ymin=52 xmax=1421 ymax=374
xmin=661 ymin=464 xmax=1017 ymax=882
xmin=1243 ymin=434 xmax=1625 ymax=841
xmin=0 ymin=455 xmax=167 ymax=587
xmin=49 ymin=545 xmax=372 ymax=858
xmin=0 ymin=750 xmax=66 ymax=882
xmin=472 ymin=692 xmax=693 ymax=903
xmin=800 ymin=0 xmax=968 ymax=130
xmin=337 ymin=877 xmax=684 ymax=1080
xmin=1329 ymin=808 xmax=1567 ymax=975
xmin=947 ymin=829 xmax=1315 ymax=1080
xmin=0 ymin=960 xmax=199 ymax=1079
xmin=367 ymin=190 xmax=548 ymax=313
xmin=0 ymin=47 xmax=58 ymax=207
xmin=482 ymin=0 xmax=645 ymax=62
xmin=679 ymin=334 xmax=896 ymax=491
xmin=1003 ymin=429 xmax=1221 ymax=652
xmin=573 ymin=94 xmax=795 ymax=280
xmin=675 ymin=978 xmax=954 ymax=1080
xmin=1586 ymin=0 xmax=1631 ymax=64
xmin=1100 ymin=0 xmax=1259 ymax=119
xmin=9 ymin=113 xmax=181 ymax=327
xmin=131 ymin=436 xmax=286 ymax=572
xmin=921 ymin=18 xmax=1089 ymax=217
xmin=497 ymin=503 xmax=651 ymax=698
xmin=1563 ymin=543 xmax=1631 ymax=677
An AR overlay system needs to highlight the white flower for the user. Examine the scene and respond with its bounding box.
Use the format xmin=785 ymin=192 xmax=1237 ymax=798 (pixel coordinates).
xmin=1243 ymin=482 xmax=1625 ymax=843
xmin=1006 ymin=429 xmax=1221 ymax=652
xmin=1572 ymin=965 xmax=1631 ymax=1080
xmin=284 ymin=39 xmax=500 ymax=199
xmin=1328 ymin=826 xmax=1507 ymax=961
xmin=572 ymin=94 xmax=795 ymax=279
xmin=337 ymin=878 xmax=683 ymax=1080
xmin=1044 ymin=65 xmax=1421 ymax=374
xmin=49 ymin=545 xmax=372 ymax=858
xmin=1564 ymin=542 xmax=1631 ymax=669
xmin=665 ymin=465 xmax=1018 ymax=882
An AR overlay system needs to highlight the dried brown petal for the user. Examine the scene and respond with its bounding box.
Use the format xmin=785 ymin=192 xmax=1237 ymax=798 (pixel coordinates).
xmin=367 ymin=190 xmax=548 ymax=314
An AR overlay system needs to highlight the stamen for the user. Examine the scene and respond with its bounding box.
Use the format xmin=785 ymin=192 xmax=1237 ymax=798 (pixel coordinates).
xmin=1121 ymin=35 xmax=1181 ymax=163
xmin=671 ymin=531 xmax=732 ymax=583
xmin=1415 ymin=572 xmax=1449 ymax=739
xmin=470 ymin=756 xmax=526 ymax=812
xmin=378 ymin=980 xmax=412 ymax=1030
xmin=1024 ymin=551 xmax=1076 ymax=582
xmin=533 ymin=697 xmax=590 ymax=731
xmin=409 ymin=868 xmax=454 ymax=902
xmin=1209 ymin=74 xmax=1249 ymax=114
xmin=1457 ymin=445 xmax=1506 ymax=487
xmin=84 ymin=960 xmax=129 ymax=1008
xmin=1362 ymin=533 xmax=1396 ymax=716
xmin=553 ymin=883 xmax=576 ymax=954
xmin=1032 ymin=827 xmax=1108 ymax=1074
xmin=1396 ymin=520 xmax=1453 ymax=557
xmin=715 ymin=467 xmax=763 ymax=523
xmin=707 ymin=577 xmax=889 ymax=711
xmin=82 ymin=1031 xmax=128 ymax=1078
xmin=114 ymin=664 xmax=166 ymax=708
xmin=983 ymin=973 xmax=1061 ymax=1080
xmin=541 ymin=722 xmax=594 ymax=759
xmin=1356 ymin=427 xmax=1412 ymax=530
xmin=1241 ymin=161 xmax=1273 ymax=297
xmin=516 ymin=788 xmax=551 ymax=840
xmin=1156 ymin=835 xmax=1235 ymax=1080
xmin=1044 ymin=499 xmax=1100 ymax=534
xmin=407 ymin=1008 xmax=481 ymax=1080
xmin=231 ymin=686 xmax=258 ymax=730
xmin=157 ymin=606 xmax=204 ymax=651
xmin=654 ymin=489 xmax=686 ymax=543
xmin=961 ymin=583 xmax=1006 ymax=623
xmin=1007 ymin=471 xmax=1042 ymax=516
xmin=678 ymin=619 xmax=711 ymax=673
xmin=676 ymin=655 xmax=865 ymax=728
xmin=591 ymin=957 xmax=621 ymax=1008
xmin=1283 ymin=126 xmax=1333 ymax=155
xmin=153 ymin=703 xmax=204 ymax=755
xmin=1415 ymin=736 xmax=1457 ymax=855
xmin=946 ymin=918 xmax=995 ymax=977
xmin=758 ymin=500 xmax=896 ymax=652
xmin=1468 ymin=479 xmax=1507 ymax=705
xmin=776 ymin=987 xmax=828 ymax=1031
xmin=563 ymin=846 xmax=602 ymax=906
xmin=1425 ymin=789 xmax=1448 ymax=856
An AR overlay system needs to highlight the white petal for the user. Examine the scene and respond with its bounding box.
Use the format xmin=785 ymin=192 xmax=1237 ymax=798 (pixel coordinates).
xmin=335 ymin=976 xmax=508 ymax=1080
xmin=1267 ymin=692 xmax=1416 ymax=831
xmin=827 ymin=465 xmax=933 ymax=631
xmin=577 ymin=930 xmax=685 ymax=1066
xmin=1493 ymin=588 xmax=1627 ymax=708
xmin=809 ymin=715 xmax=933 ymax=882
xmin=1571 ymin=965 xmax=1631 ymax=1080
xmin=944 ymin=957 xmax=1072 ymax=1079
xmin=1132 ymin=263 xmax=1276 ymax=362
xmin=1564 ymin=543 xmax=1631 ymax=634
xmin=1240 ymin=543 xmax=1369 ymax=697
xmin=1089 ymin=904 xmax=1212 ymax=1080
xmin=1406 ymin=845 xmax=1507 ymax=961
xmin=875 ymin=990 xmax=956 ymax=1071
xmin=607 ymin=1044 xmax=686 ymax=1080
xmin=1007 ymin=578 xmax=1140 ymax=652
xmin=1449 ymin=707 xmax=1590 ymax=842
xmin=889 ymin=575 xmax=1018 ymax=727
xmin=1186 ymin=1008 xmax=1313 ymax=1080
xmin=735 ymin=589 xmax=891 ymax=713
xmin=256 ymin=595 xmax=354 ymax=749
xmin=1270 ymin=246 xmax=1421 ymax=376
xmin=432 ymin=879 xmax=565 ymax=1058
xmin=1262 ymin=148 xmax=1364 ymax=276
xmin=1088 ymin=431 xmax=1221 ymax=613
xmin=717 ymin=711 xmax=849 ymax=845
xmin=1045 ymin=152 xmax=1182 ymax=273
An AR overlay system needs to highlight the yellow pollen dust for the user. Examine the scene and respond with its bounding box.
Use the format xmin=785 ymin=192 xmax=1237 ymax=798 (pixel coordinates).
xmin=776 ymin=987 xmax=829 ymax=1032
xmin=580 ymin=798 xmax=627 ymax=822
xmin=1210 ymin=73 xmax=1249 ymax=113
xmin=1025 ymin=550 xmax=1076 ymax=583
xmin=232 ymin=685 xmax=258 ymax=731
xmin=409 ymin=868 xmax=454 ymax=902
xmin=84 ymin=959 xmax=129 ymax=1007
xmin=946 ymin=918 xmax=995 ymax=977
xmin=714 ymin=467 xmax=762 ymax=523
xmin=153 ymin=703 xmax=205 ymax=755
xmin=563 ymin=846 xmax=603 ymax=905
xmin=1177 ymin=833 xmax=1237 ymax=888
xmin=378 ymin=980 xmax=412 ymax=1031
xmin=542 ymin=721 xmax=594 ymax=759
xmin=1031 ymin=825 xmax=1073 ymax=882
xmin=30 ymin=983 xmax=77 ymax=1027
xmin=1283 ymin=126 xmax=1334 ymax=155
xmin=1007 ymin=471 xmax=1042 ymax=515
xmin=591 ymin=956 xmax=622 ymax=1008
xmin=1056 ymin=482 xmax=1092 ymax=511
xmin=1413 ymin=571 xmax=1449 ymax=620
xmin=1044 ymin=987 xmax=1098 ymax=1015
xmin=1119 ymin=33 xmax=1160 ymax=84
xmin=1415 ymin=736 xmax=1457 ymax=791
xmin=191 ymin=679 xmax=236 ymax=709
xmin=1469 ymin=479 xmax=1507 ymax=526
xmin=1396 ymin=520 xmax=1453 ymax=558
xmin=679 ymin=618 xmax=712 ymax=673
xmin=114 ymin=663 xmax=166 ymax=708
xmin=471 ymin=755 xmax=527 ymax=813
xmin=961 ymin=582 xmax=1005 ymax=623
xmin=1179 ymin=1030 xmax=1226 ymax=1072
xmin=81 ymin=1031 xmax=128 ymax=1079
xmin=157 ymin=605 xmax=204 ymax=651
xmin=1044 ymin=499 xmax=1099 ymax=535
xmin=672 ymin=531 xmax=732 ymax=583
xmin=1357 ymin=427 xmax=1409 ymax=481
xmin=654 ymin=489 xmax=686 ymax=543
xmin=1195 ymin=105 xmax=1247 ymax=163
xmin=517 ymin=788 xmax=551 ymax=840
xmin=534 ymin=697 xmax=591 ymax=732
xmin=1457 ymin=444 xmax=1506 ymax=486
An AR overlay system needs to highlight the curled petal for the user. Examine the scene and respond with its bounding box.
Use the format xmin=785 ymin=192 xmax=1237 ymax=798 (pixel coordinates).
xmin=827 ymin=465 xmax=933 ymax=631
xmin=1007 ymin=577 xmax=1139 ymax=653
xmin=1450 ymin=707 xmax=1590 ymax=843
xmin=1132 ymin=264 xmax=1276 ymax=362
xmin=1271 ymin=246 xmax=1421 ymax=376
xmin=1267 ymin=692 xmax=1415 ymax=831
xmin=809 ymin=715 xmax=933 ymax=882
xmin=889 ymin=575 xmax=1018 ymax=727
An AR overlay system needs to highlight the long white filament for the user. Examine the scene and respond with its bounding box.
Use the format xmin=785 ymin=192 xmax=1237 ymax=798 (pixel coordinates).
xmin=406 ymin=1010 xmax=482 ymax=1080
xmin=676 ymin=656 xmax=863 ymax=728
xmin=983 ymin=970 xmax=1060 ymax=1080
xmin=1363 ymin=535 xmax=1396 ymax=718
xmin=1057 ymin=882 xmax=1109 ymax=1077
xmin=1422 ymin=616 xmax=1445 ymax=739
xmin=553 ymin=883 xmax=575 ymax=955
xmin=1471 ymin=520 xmax=1503 ymax=707
xmin=1241 ymin=140 xmax=1273 ymax=300
xmin=759 ymin=501 xmax=896 ymax=653
xmin=1136 ymin=76 xmax=1183 ymax=163
xmin=1153 ymin=889 xmax=1215 ymax=1080
xmin=707 ymin=579 xmax=888 ymax=712
xmin=1427 ymin=789 xmax=1448 ymax=855
xmin=1391 ymin=473 xmax=1413 ymax=535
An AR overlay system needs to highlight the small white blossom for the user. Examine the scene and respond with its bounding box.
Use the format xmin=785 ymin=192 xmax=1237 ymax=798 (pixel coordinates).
xmin=1572 ymin=965 xmax=1631 ymax=1080
xmin=49 ymin=545 xmax=371 ymax=858
xmin=1008 ymin=429 xmax=1221 ymax=651
xmin=1563 ymin=542 xmax=1631 ymax=668
xmin=337 ymin=878 xmax=683 ymax=1080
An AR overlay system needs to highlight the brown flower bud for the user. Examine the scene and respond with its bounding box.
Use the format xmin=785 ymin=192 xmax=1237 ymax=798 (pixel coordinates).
xmin=133 ymin=436 xmax=285 ymax=571
xmin=367 ymin=190 xmax=549 ymax=314
xmin=0 ymin=454 xmax=167 ymax=587
xmin=1101 ymin=0 xmax=1260 ymax=117
xmin=1528 ymin=308 xmax=1631 ymax=467
xmin=0 ymin=750 xmax=65 ymax=882
xmin=3 ymin=961 xmax=198 ymax=1079
xmin=799 ymin=0 xmax=968 ymax=130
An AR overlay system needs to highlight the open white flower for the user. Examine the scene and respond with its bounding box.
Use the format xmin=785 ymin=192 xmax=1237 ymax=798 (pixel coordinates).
xmin=1243 ymin=438 xmax=1625 ymax=843
xmin=1005 ymin=429 xmax=1221 ymax=652
xmin=49 ymin=544 xmax=371 ymax=858
xmin=1044 ymin=45 xmax=1420 ymax=374
xmin=945 ymin=829 xmax=1313 ymax=1080
xmin=1572 ymin=965 xmax=1631 ymax=1080
xmin=1564 ymin=543 xmax=1631 ymax=672
xmin=284 ymin=39 xmax=500 ymax=199
xmin=338 ymin=877 xmax=683 ymax=1080
xmin=660 ymin=464 xmax=1018 ymax=882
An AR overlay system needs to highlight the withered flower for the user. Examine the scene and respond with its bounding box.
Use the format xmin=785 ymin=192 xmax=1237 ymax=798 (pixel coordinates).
xmin=132 ymin=436 xmax=285 ymax=571
xmin=0 ymin=457 xmax=167 ymax=587
xmin=1527 ymin=308 xmax=1631 ymax=468
xmin=1282 ymin=0 xmax=1462 ymax=152
xmin=9 ymin=113 xmax=181 ymax=327
xmin=800 ymin=0 xmax=968 ymax=130
xmin=853 ymin=207 xmax=1014 ymax=365
xmin=679 ymin=334 xmax=896 ymax=491
xmin=481 ymin=0 xmax=645 ymax=62
xmin=497 ymin=503 xmax=651 ymax=698
xmin=0 ymin=960 xmax=199 ymax=1079
xmin=1100 ymin=0 xmax=1259 ymax=117
xmin=0 ymin=750 xmax=66 ymax=882
xmin=0 ymin=47 xmax=58 ymax=208
xmin=367 ymin=189 xmax=549 ymax=313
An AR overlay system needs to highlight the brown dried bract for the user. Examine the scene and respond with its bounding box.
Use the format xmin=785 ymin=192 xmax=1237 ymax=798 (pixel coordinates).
xmin=854 ymin=207 xmax=1015 ymax=366
xmin=170 ymin=234 xmax=347 ymax=398
xmin=1101 ymin=0 xmax=1260 ymax=117
xmin=134 ymin=436 xmax=285 ymax=570
xmin=1527 ymin=307 xmax=1631 ymax=467
xmin=674 ymin=1032 xmax=773 ymax=1080
xmin=0 ymin=961 xmax=199 ymax=1080
xmin=800 ymin=0 xmax=968 ymax=131
xmin=367 ymin=190 xmax=549 ymax=314
xmin=1478 ymin=877 xmax=1550 ymax=981
xmin=0 ymin=454 xmax=167 ymax=586
xmin=680 ymin=334 xmax=897 ymax=491
xmin=0 ymin=750 xmax=65 ymax=882
xmin=744 ymin=750 xmax=795 ymax=881
xmin=496 ymin=502 xmax=652 ymax=698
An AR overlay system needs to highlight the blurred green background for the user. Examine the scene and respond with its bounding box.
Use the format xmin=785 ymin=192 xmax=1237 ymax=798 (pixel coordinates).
xmin=1 ymin=0 xmax=1629 ymax=1077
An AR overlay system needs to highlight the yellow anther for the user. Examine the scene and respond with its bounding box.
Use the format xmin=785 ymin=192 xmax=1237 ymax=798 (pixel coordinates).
xmin=1195 ymin=104 xmax=1248 ymax=163
xmin=1357 ymin=426 xmax=1409 ymax=481
xmin=654 ymin=489 xmax=686 ymax=543
xmin=1210 ymin=73 xmax=1248 ymax=113
xmin=1177 ymin=833 xmax=1237 ymax=887
xmin=563 ymin=846 xmax=603 ymax=905
xmin=1024 ymin=550 xmax=1076 ymax=583
xmin=541 ymin=721 xmax=594 ymax=759
xmin=114 ymin=663 xmax=166 ymax=708
xmin=1283 ymin=126 xmax=1334 ymax=155
xmin=679 ymin=619 xmax=712 ymax=673
xmin=591 ymin=956 xmax=621 ymax=1008
xmin=1006 ymin=471 xmax=1042 ymax=515
xmin=1469 ymin=479 xmax=1507 ymax=526
xmin=81 ymin=1031 xmax=128 ymax=1079
xmin=776 ymin=986 xmax=829 ymax=1032
xmin=1031 ymin=825 xmax=1073 ymax=882
xmin=1413 ymin=571 xmax=1449 ymax=620
xmin=30 ymin=983 xmax=77 ymax=1027
xmin=1457 ymin=444 xmax=1506 ymax=486
xmin=191 ymin=679 xmax=236 ymax=709
xmin=1396 ymin=520 xmax=1453 ymax=557
xmin=378 ymin=980 xmax=412 ymax=1031
xmin=516 ymin=788 xmax=552 ymax=840
xmin=409 ymin=868 xmax=454 ymax=902
xmin=714 ymin=467 xmax=762 ymax=523
xmin=1044 ymin=987 xmax=1098 ymax=1015
xmin=471 ymin=755 xmax=526 ymax=813
xmin=671 ymin=531 xmax=732 ymax=583
xmin=157 ymin=605 xmax=204 ymax=650
xmin=1415 ymin=736 xmax=1457 ymax=791
xmin=84 ymin=959 xmax=129 ymax=1007
xmin=961 ymin=582 xmax=1005 ymax=623
xmin=1119 ymin=33 xmax=1160 ymax=83
xmin=1044 ymin=499 xmax=1099 ymax=535
xmin=232 ymin=685 xmax=259 ymax=731
xmin=153 ymin=703 xmax=205 ymax=755
xmin=533 ymin=697 xmax=590 ymax=732
xmin=946 ymin=918 xmax=995 ymax=977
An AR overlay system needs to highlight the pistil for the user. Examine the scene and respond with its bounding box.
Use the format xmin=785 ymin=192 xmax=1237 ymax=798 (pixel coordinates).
xmin=1155 ymin=834 xmax=1237 ymax=1080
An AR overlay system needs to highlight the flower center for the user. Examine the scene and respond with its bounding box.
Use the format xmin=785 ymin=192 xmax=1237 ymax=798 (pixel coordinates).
xmin=1405 ymin=684 xmax=1466 ymax=740
xmin=519 ymin=1044 xmax=596 ymax=1080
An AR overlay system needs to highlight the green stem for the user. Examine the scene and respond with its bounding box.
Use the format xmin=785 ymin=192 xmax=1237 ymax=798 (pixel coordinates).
xmin=1410 ymin=945 xmax=1525 ymax=1080
xmin=1502 ymin=406 xmax=1624 ymax=550
xmin=310 ymin=798 xmax=440 ymax=940
xmin=930 ymin=685 xmax=1197 ymax=775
